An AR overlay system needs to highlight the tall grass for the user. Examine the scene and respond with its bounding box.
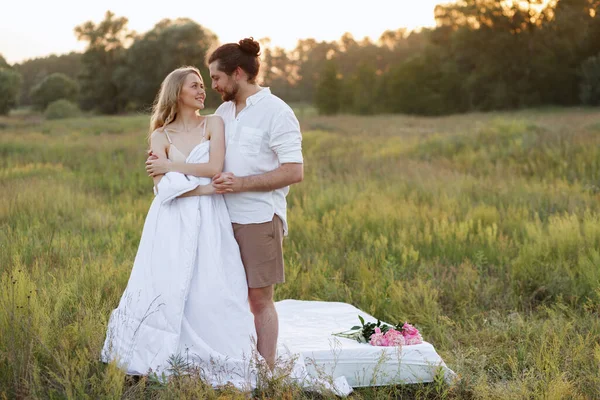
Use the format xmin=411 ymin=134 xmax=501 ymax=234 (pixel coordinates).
xmin=1 ymin=108 xmax=599 ymax=399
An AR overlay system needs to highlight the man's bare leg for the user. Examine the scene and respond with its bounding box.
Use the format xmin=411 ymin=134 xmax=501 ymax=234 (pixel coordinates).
xmin=248 ymin=285 xmax=278 ymax=369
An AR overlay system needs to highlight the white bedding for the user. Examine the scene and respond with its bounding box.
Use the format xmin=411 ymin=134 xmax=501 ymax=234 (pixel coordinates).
xmin=276 ymin=300 xmax=456 ymax=388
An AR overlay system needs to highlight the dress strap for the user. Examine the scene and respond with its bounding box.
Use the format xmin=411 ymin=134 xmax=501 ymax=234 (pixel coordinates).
xmin=163 ymin=127 xmax=173 ymax=144
xmin=201 ymin=117 xmax=207 ymax=140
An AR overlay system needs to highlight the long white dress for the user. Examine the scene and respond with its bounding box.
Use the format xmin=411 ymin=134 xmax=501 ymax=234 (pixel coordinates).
xmin=101 ymin=138 xmax=258 ymax=388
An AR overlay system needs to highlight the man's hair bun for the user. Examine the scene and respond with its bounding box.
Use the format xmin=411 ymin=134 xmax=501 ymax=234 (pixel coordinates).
xmin=239 ymin=37 xmax=260 ymax=56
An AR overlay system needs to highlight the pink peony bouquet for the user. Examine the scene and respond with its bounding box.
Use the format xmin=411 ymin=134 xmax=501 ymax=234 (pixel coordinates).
xmin=369 ymin=327 xmax=405 ymax=346
xmin=333 ymin=316 xmax=423 ymax=347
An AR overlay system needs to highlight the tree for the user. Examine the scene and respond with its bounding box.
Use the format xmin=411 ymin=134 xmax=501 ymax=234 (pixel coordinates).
xmin=259 ymin=38 xmax=301 ymax=101
xmin=124 ymin=18 xmax=218 ymax=110
xmin=44 ymin=99 xmax=81 ymax=120
xmin=383 ymin=45 xmax=468 ymax=116
xmin=55 ymin=0 xmax=600 ymax=116
xmin=0 ymin=67 xmax=22 ymax=115
xmin=293 ymin=39 xmax=339 ymax=104
xmin=314 ymin=61 xmax=342 ymax=115
xmin=349 ymin=63 xmax=378 ymax=115
xmin=74 ymin=11 xmax=131 ymax=113
xmin=29 ymin=73 xmax=79 ymax=110
xmin=0 ymin=55 xmax=9 ymax=69
xmin=14 ymin=52 xmax=82 ymax=106
xmin=579 ymin=53 xmax=600 ymax=105
xmin=538 ymin=0 xmax=600 ymax=105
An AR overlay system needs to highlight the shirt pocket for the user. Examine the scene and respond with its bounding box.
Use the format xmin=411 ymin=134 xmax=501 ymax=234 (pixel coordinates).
xmin=239 ymin=126 xmax=265 ymax=155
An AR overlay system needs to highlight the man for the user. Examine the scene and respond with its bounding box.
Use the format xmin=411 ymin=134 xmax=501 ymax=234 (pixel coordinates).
xmin=208 ymin=38 xmax=303 ymax=369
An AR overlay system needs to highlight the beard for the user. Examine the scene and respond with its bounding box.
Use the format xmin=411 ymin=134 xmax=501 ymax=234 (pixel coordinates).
xmin=221 ymin=83 xmax=239 ymax=102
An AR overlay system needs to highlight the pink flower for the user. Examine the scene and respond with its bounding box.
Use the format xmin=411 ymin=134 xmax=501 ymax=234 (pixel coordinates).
xmin=383 ymin=328 xmax=405 ymax=346
xmin=368 ymin=323 xmax=423 ymax=346
xmin=369 ymin=327 xmax=388 ymax=346
xmin=402 ymin=322 xmax=419 ymax=336
xmin=401 ymin=322 xmax=423 ymax=345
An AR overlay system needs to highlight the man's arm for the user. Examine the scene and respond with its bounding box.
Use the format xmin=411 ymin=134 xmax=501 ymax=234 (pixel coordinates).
xmin=212 ymin=163 xmax=303 ymax=194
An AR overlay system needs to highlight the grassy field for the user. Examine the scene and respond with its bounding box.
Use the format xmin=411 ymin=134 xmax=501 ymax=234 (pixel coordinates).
xmin=1 ymin=107 xmax=600 ymax=399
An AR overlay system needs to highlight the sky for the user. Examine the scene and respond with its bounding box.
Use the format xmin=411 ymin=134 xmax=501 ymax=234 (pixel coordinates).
xmin=0 ymin=0 xmax=446 ymax=64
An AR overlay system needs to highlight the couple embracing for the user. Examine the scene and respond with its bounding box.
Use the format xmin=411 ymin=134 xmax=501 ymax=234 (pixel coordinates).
xmin=101 ymin=38 xmax=304 ymax=387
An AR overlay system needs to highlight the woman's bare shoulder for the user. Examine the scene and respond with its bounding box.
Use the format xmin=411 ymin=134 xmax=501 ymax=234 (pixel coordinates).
xmin=147 ymin=129 xmax=169 ymax=158
xmin=149 ymin=128 xmax=170 ymax=145
xmin=205 ymin=114 xmax=224 ymax=126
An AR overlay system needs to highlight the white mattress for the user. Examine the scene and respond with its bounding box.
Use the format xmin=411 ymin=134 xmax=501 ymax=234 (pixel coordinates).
xmin=276 ymin=299 xmax=456 ymax=388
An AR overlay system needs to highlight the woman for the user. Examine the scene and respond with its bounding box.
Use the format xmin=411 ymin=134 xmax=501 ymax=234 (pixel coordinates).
xmin=101 ymin=66 xmax=257 ymax=388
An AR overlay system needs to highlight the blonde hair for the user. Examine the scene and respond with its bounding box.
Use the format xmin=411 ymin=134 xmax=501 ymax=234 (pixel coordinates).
xmin=148 ymin=66 xmax=202 ymax=138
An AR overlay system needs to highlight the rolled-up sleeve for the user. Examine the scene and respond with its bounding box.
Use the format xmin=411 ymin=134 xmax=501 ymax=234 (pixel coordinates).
xmin=269 ymin=108 xmax=303 ymax=164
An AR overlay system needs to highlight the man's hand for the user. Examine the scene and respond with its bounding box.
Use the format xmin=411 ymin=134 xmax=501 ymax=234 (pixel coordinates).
xmin=212 ymin=172 xmax=237 ymax=194
xmin=146 ymin=151 xmax=171 ymax=177
xmin=146 ymin=151 xmax=158 ymax=177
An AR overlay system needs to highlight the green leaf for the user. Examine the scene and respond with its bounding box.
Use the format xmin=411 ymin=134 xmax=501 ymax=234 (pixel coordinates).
xmin=351 ymin=326 xmax=361 ymax=330
xmin=358 ymin=315 xmax=365 ymax=326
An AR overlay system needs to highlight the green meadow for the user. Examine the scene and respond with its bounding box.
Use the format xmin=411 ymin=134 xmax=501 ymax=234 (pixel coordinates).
xmin=1 ymin=108 xmax=600 ymax=399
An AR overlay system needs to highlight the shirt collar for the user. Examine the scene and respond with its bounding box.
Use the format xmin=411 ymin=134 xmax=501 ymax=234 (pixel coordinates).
xmin=246 ymin=87 xmax=271 ymax=106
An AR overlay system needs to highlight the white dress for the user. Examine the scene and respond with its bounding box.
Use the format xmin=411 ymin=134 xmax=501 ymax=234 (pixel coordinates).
xmin=101 ymin=134 xmax=258 ymax=389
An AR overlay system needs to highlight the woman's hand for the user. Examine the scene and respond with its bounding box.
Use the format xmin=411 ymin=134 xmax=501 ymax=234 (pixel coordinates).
xmin=204 ymin=183 xmax=217 ymax=196
xmin=146 ymin=151 xmax=171 ymax=177
xmin=176 ymin=183 xmax=217 ymax=198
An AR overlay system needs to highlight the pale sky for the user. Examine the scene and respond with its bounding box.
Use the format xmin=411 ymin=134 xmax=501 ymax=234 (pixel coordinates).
xmin=1 ymin=0 xmax=446 ymax=64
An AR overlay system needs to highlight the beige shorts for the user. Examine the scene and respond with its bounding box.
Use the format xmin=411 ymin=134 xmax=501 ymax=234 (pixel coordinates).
xmin=232 ymin=215 xmax=285 ymax=288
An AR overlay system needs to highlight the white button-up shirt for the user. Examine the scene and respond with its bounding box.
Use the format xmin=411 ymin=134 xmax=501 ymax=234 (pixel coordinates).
xmin=215 ymin=87 xmax=303 ymax=235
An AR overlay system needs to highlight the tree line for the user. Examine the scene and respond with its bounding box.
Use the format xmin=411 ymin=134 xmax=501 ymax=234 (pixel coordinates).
xmin=1 ymin=0 xmax=599 ymax=117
